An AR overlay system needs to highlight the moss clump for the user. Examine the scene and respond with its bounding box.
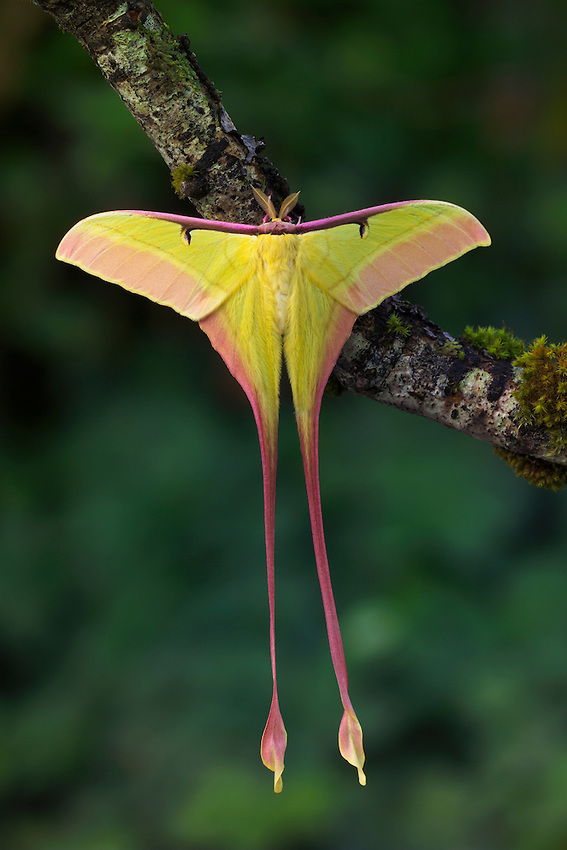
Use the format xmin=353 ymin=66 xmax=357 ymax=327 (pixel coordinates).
xmin=385 ymin=312 xmax=411 ymax=339
xmin=463 ymin=325 xmax=525 ymax=360
xmin=439 ymin=338 xmax=464 ymax=360
xmin=513 ymin=337 xmax=567 ymax=453
xmin=494 ymin=336 xmax=567 ymax=488
xmin=172 ymin=163 xmax=196 ymax=197
xmin=494 ymin=447 xmax=567 ymax=491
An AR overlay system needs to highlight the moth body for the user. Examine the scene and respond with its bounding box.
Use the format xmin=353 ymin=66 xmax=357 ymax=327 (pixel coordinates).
xmin=257 ymin=232 xmax=299 ymax=335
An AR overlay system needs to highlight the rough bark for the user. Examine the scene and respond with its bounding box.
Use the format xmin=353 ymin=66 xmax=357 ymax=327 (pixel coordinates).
xmin=336 ymin=297 xmax=566 ymax=466
xmin=33 ymin=0 xmax=566 ymax=472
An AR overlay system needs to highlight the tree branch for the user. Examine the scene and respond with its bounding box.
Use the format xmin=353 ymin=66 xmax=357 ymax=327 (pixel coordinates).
xmin=34 ymin=0 xmax=567 ymax=480
xmin=32 ymin=0 xmax=293 ymax=223
xmin=335 ymin=297 xmax=566 ymax=468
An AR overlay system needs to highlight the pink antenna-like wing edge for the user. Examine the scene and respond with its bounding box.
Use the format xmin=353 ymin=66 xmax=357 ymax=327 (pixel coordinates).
xmin=56 ymin=201 xmax=490 ymax=244
xmin=197 ymin=309 xmax=287 ymax=793
xmin=57 ymin=209 xmax=262 ymax=239
xmin=294 ymin=199 xmax=491 ymax=244
xmin=294 ymin=200 xmax=490 ymax=237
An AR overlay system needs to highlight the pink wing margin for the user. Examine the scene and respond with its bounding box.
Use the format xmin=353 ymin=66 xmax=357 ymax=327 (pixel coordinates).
xmin=120 ymin=210 xmax=260 ymax=234
xmin=293 ymin=198 xmax=489 ymax=236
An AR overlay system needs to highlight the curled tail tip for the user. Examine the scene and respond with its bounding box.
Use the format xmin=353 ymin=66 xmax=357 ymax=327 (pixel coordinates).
xmin=339 ymin=708 xmax=366 ymax=784
xmin=261 ymin=699 xmax=287 ymax=793
xmin=263 ymin=756 xmax=285 ymax=793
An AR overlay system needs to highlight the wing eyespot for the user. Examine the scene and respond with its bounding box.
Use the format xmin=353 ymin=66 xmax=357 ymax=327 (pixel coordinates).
xmin=358 ymin=221 xmax=369 ymax=239
xmin=182 ymin=228 xmax=192 ymax=245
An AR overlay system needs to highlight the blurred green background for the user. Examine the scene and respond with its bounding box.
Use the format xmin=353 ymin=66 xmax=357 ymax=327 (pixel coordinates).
xmin=2 ymin=0 xmax=567 ymax=847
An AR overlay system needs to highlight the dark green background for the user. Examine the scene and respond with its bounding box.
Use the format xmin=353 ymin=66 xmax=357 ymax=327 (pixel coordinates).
xmin=2 ymin=1 xmax=567 ymax=847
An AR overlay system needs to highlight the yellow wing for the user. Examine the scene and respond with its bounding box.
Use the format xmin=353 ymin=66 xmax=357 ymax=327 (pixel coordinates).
xmin=296 ymin=200 xmax=490 ymax=314
xmin=57 ymin=208 xmax=282 ymax=467
xmin=57 ymin=207 xmax=288 ymax=791
xmin=56 ymin=212 xmax=256 ymax=320
xmin=282 ymin=200 xmax=490 ymax=786
xmin=199 ymin=260 xmax=282 ymax=449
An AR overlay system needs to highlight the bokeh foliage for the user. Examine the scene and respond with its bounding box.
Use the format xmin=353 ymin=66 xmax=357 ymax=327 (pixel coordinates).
xmin=2 ymin=0 xmax=567 ymax=848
